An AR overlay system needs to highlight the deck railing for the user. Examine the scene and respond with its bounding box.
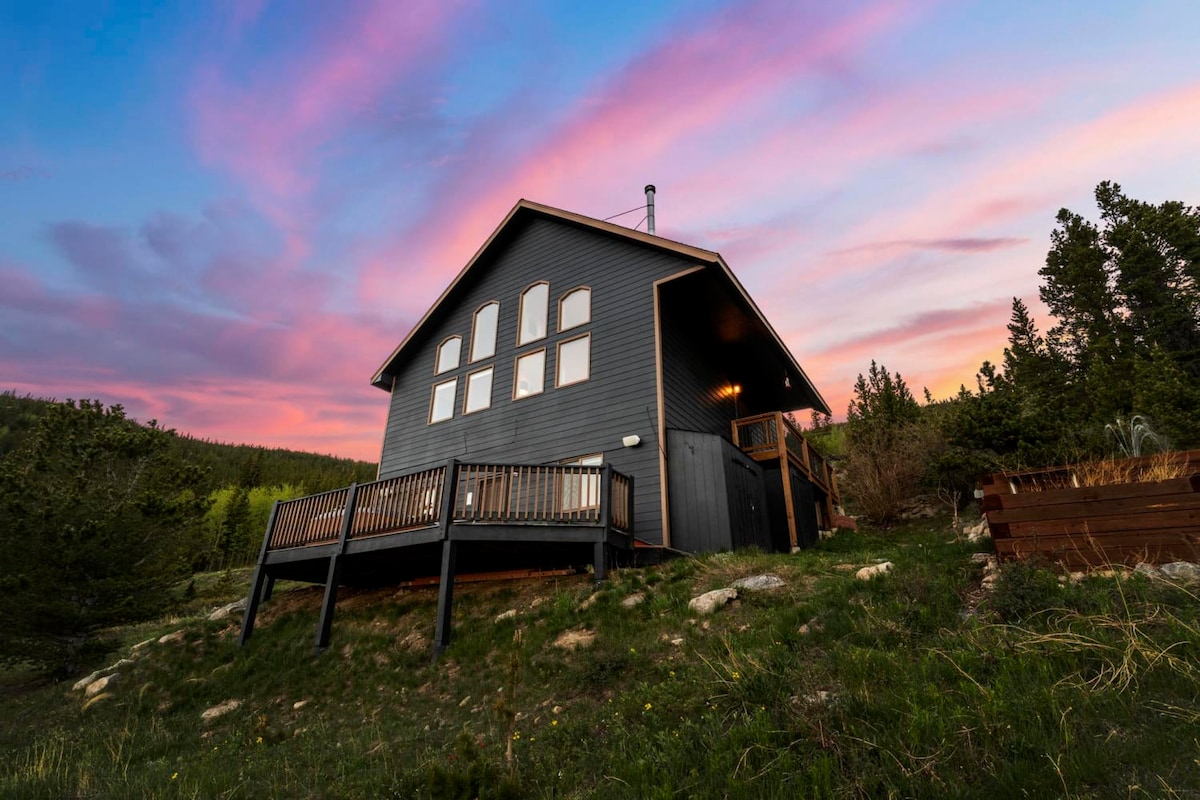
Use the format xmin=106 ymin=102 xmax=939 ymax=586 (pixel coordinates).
xmin=731 ymin=411 xmax=838 ymax=500
xmin=264 ymin=461 xmax=633 ymax=552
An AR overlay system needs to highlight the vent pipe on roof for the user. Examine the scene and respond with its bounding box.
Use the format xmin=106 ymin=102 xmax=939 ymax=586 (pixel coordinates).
xmin=644 ymin=184 xmax=656 ymax=235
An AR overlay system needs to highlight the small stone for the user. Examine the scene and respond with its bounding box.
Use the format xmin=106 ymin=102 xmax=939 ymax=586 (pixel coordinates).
xmin=579 ymin=593 xmax=601 ymax=611
xmin=552 ymin=705 xmax=564 ymax=714
xmin=85 ymin=674 xmax=115 ymax=697
xmin=970 ymin=553 xmax=993 ymax=565
xmin=553 ymin=629 xmax=596 ymax=651
xmin=670 ymin=637 xmax=684 ymax=646
xmin=731 ymin=574 xmax=785 ymax=592
xmin=688 ymin=588 xmax=738 ymax=614
xmin=855 ymin=562 xmax=893 ymax=581
xmin=458 ymin=696 xmax=471 ymax=707
xmin=494 ymin=609 xmax=518 ymax=623
xmin=201 ymin=699 xmax=241 ymax=721
xmin=620 ymin=592 xmax=646 ymax=608
xmin=158 ymin=630 xmax=185 ymax=645
xmin=130 ymin=638 xmax=155 ymax=654
xmin=207 ymin=599 xmax=247 ymax=622
xmin=1160 ymin=562 xmax=1200 ymax=582
xmin=293 ymin=700 xmax=309 ymax=710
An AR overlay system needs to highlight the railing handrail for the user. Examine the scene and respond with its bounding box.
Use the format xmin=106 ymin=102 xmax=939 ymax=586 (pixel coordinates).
xmin=263 ymin=461 xmax=634 ymax=551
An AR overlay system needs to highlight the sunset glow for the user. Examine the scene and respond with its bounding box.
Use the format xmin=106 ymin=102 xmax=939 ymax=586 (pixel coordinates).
xmin=3 ymin=1 xmax=1197 ymax=460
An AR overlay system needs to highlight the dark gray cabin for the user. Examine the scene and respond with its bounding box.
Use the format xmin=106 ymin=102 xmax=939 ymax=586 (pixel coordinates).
xmin=239 ymin=199 xmax=840 ymax=655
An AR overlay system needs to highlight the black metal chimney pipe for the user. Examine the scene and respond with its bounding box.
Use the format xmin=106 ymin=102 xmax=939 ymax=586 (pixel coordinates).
xmin=644 ymin=184 xmax=656 ymax=235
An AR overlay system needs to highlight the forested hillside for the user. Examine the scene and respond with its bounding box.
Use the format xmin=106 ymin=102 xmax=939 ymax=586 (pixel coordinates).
xmin=0 ymin=393 xmax=376 ymax=674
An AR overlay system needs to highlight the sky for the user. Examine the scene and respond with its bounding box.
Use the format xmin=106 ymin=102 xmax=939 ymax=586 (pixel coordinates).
xmin=2 ymin=1 xmax=1198 ymax=462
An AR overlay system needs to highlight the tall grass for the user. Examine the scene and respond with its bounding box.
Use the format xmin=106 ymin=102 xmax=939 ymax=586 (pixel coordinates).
xmin=2 ymin=519 xmax=1198 ymax=798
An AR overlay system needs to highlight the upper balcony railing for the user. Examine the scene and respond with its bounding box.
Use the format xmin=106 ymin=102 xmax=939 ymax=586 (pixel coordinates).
xmin=731 ymin=411 xmax=839 ymax=502
xmin=264 ymin=461 xmax=633 ymax=552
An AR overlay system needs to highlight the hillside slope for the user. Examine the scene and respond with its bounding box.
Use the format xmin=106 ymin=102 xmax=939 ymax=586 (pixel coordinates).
xmin=3 ymin=519 xmax=1199 ymax=799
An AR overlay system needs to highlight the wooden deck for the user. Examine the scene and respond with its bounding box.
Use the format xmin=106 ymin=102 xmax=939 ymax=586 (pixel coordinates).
xmin=240 ymin=460 xmax=634 ymax=655
xmin=981 ymin=451 xmax=1200 ymax=569
xmin=731 ymin=412 xmax=841 ymax=548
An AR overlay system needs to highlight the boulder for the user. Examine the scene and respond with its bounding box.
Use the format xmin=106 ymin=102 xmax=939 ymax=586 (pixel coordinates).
xmin=158 ymin=630 xmax=185 ymax=645
xmin=201 ymin=699 xmax=241 ymax=722
xmin=1134 ymin=562 xmax=1163 ymax=579
xmin=688 ymin=588 xmax=738 ymax=614
xmin=731 ymin=574 xmax=785 ymax=592
xmin=620 ymin=592 xmax=646 ymax=608
xmin=1160 ymin=562 xmax=1200 ymax=582
xmin=493 ymin=609 xmax=518 ymax=623
xmin=855 ymin=562 xmax=893 ymax=581
xmin=207 ymin=599 xmax=247 ymax=622
xmin=84 ymin=674 xmax=115 ymax=697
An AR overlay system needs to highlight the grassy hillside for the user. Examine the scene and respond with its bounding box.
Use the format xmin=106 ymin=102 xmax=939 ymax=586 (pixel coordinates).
xmin=3 ymin=518 xmax=1198 ymax=798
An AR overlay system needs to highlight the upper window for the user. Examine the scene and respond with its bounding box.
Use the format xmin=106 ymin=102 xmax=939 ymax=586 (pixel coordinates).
xmin=429 ymin=378 xmax=457 ymax=424
xmin=559 ymin=288 xmax=591 ymax=331
xmin=514 ymin=349 xmax=546 ymax=399
xmin=470 ymin=302 xmax=499 ymax=362
xmin=464 ymin=367 xmax=493 ymax=414
xmin=435 ymin=336 xmax=462 ymax=375
xmin=557 ymin=334 xmax=591 ymax=387
xmin=518 ymin=283 xmax=549 ymax=345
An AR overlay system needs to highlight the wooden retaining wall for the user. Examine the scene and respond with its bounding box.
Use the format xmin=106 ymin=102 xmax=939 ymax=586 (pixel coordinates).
xmin=981 ymin=451 xmax=1200 ymax=569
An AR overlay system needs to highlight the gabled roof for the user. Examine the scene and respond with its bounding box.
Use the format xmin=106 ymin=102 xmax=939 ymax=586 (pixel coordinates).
xmin=370 ymin=199 xmax=830 ymax=415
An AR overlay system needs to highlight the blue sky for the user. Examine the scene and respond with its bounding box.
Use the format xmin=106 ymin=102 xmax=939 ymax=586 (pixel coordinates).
xmin=2 ymin=0 xmax=1198 ymax=459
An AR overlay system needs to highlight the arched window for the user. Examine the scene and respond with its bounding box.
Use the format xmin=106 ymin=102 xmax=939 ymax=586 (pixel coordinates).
xmin=435 ymin=336 xmax=461 ymax=375
xmin=470 ymin=302 xmax=499 ymax=362
xmin=559 ymin=287 xmax=591 ymax=331
xmin=518 ymin=282 xmax=549 ymax=345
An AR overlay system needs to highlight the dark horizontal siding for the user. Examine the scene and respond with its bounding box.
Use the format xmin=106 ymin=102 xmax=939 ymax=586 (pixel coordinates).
xmin=378 ymin=216 xmax=700 ymax=545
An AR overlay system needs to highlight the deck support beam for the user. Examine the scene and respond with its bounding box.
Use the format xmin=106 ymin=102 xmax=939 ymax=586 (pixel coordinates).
xmin=239 ymin=500 xmax=282 ymax=647
xmin=314 ymin=554 xmax=342 ymax=653
xmin=433 ymin=539 xmax=458 ymax=660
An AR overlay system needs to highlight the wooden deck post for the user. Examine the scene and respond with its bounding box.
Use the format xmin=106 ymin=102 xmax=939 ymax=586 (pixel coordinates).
xmin=432 ymin=460 xmax=459 ymax=659
xmin=776 ymin=414 xmax=799 ymax=550
xmin=433 ymin=539 xmax=458 ymax=659
xmin=314 ymin=483 xmax=358 ymax=654
xmin=239 ymin=500 xmax=281 ymax=647
xmin=595 ymin=464 xmax=614 ymax=584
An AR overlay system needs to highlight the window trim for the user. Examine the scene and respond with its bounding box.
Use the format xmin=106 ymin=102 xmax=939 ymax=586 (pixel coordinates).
xmin=428 ymin=378 xmax=458 ymax=424
xmin=558 ymin=286 xmax=591 ymax=332
xmin=469 ymin=301 xmax=500 ymax=363
xmin=517 ymin=281 xmax=550 ymax=346
xmin=463 ymin=366 xmax=494 ymax=415
xmin=512 ymin=348 xmax=547 ymax=400
xmin=434 ymin=335 xmax=462 ymax=375
xmin=555 ymin=333 xmax=591 ymax=388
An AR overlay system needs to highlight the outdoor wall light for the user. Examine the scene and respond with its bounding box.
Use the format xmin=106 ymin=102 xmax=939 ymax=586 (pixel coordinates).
xmin=622 ymin=434 xmax=642 ymax=448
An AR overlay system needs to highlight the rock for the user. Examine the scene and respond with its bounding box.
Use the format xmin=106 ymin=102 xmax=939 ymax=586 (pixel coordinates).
xmin=553 ymin=629 xmax=595 ymax=651
xmin=669 ymin=637 xmax=684 ymax=646
xmin=688 ymin=588 xmax=738 ymax=614
xmin=293 ymin=700 xmax=309 ymax=710
xmin=207 ymin=599 xmax=247 ymax=622
xmin=620 ymin=592 xmax=646 ymax=608
xmin=855 ymin=562 xmax=893 ymax=581
xmin=579 ymin=593 xmax=601 ymax=611
xmin=201 ymin=699 xmax=241 ymax=721
xmin=130 ymin=638 xmax=155 ymax=654
xmin=1134 ymin=562 xmax=1162 ymax=579
xmin=73 ymin=670 xmax=104 ymax=692
xmin=158 ymin=630 xmax=185 ymax=645
xmin=963 ymin=518 xmax=990 ymax=542
xmin=1160 ymin=562 xmax=1200 ymax=582
xmin=731 ymin=574 xmax=785 ymax=592
xmin=85 ymin=674 xmax=115 ymax=697
xmin=494 ymin=609 xmax=518 ymax=623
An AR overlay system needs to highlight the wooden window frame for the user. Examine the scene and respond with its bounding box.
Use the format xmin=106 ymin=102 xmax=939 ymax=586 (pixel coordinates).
xmin=428 ymin=378 xmax=458 ymax=424
xmin=463 ymin=366 xmax=494 ymax=415
xmin=470 ymin=301 xmax=500 ymax=363
xmin=555 ymin=333 xmax=591 ymax=388
xmin=512 ymin=348 xmax=546 ymax=400
xmin=434 ymin=335 xmax=462 ymax=375
xmin=558 ymin=286 xmax=591 ymax=332
xmin=517 ymin=281 xmax=550 ymax=346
